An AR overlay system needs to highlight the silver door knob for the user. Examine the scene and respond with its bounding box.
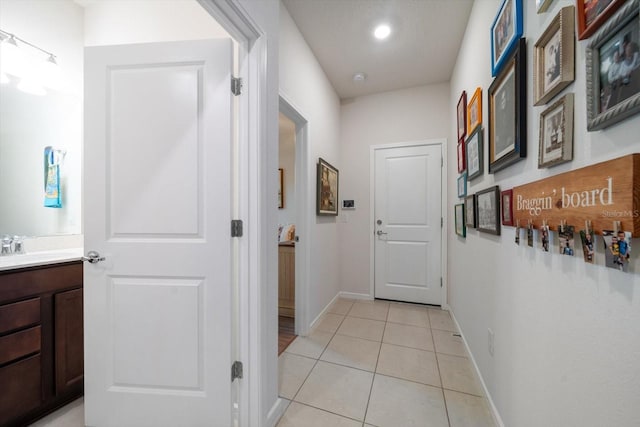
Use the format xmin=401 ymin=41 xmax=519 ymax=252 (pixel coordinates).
xmin=376 ymin=230 xmax=388 ymax=236
xmin=82 ymin=250 xmax=105 ymax=263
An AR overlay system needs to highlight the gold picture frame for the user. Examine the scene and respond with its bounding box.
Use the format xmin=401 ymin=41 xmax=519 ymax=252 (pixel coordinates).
xmin=316 ymin=158 xmax=339 ymax=216
xmin=466 ymin=87 xmax=482 ymax=135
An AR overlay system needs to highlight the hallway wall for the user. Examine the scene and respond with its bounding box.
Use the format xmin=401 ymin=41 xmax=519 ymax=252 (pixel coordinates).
xmin=338 ymin=84 xmax=450 ymax=296
xmin=449 ymin=1 xmax=640 ymax=426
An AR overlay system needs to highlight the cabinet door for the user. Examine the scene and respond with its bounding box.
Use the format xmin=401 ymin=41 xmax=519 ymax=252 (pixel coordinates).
xmin=54 ymin=288 xmax=83 ymax=395
xmin=0 ymin=355 xmax=42 ymax=425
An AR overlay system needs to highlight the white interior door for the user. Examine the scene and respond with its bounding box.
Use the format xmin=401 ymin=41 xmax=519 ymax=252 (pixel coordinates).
xmin=374 ymin=144 xmax=442 ymax=305
xmin=84 ymin=39 xmax=233 ymax=427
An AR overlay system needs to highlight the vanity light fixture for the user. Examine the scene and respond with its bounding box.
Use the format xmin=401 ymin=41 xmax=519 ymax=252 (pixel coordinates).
xmin=373 ymin=24 xmax=391 ymax=40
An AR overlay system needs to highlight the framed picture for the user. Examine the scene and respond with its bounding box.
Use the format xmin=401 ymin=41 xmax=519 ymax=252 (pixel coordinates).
xmin=500 ymin=189 xmax=514 ymax=226
xmin=465 ymin=194 xmax=477 ymax=228
xmin=533 ymin=6 xmax=575 ymax=106
xmin=488 ymin=37 xmax=527 ymax=173
xmin=538 ymin=93 xmax=574 ymax=168
xmin=316 ymin=158 xmax=339 ymax=216
xmin=457 ymin=141 xmax=466 ymax=173
xmin=465 ymin=126 xmax=483 ymax=180
xmin=536 ymin=0 xmax=554 ymax=14
xmin=455 ymin=203 xmax=466 ymax=238
xmin=491 ymin=0 xmax=523 ymax=76
xmin=476 ymin=186 xmax=501 ymax=235
xmin=577 ymin=0 xmax=626 ymax=40
xmin=457 ymin=172 xmax=467 ymax=199
xmin=467 ymin=87 xmax=482 ymax=134
xmin=278 ymin=168 xmax=284 ymax=209
xmin=457 ymin=91 xmax=467 ymax=142
xmin=586 ymin=0 xmax=640 ymax=131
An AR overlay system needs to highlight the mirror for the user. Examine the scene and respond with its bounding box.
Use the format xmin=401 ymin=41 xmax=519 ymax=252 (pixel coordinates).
xmin=0 ymin=1 xmax=82 ymax=237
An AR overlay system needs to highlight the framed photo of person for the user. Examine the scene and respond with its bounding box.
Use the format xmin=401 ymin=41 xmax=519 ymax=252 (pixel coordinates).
xmin=536 ymin=0 xmax=554 ymax=14
xmin=457 ymin=141 xmax=466 ymax=173
xmin=465 ymin=194 xmax=477 ymax=228
xmin=455 ymin=203 xmax=466 ymax=238
xmin=457 ymin=91 xmax=467 ymax=142
xmin=586 ymin=0 xmax=640 ymax=131
xmin=465 ymin=126 xmax=484 ymax=181
xmin=491 ymin=0 xmax=523 ymax=76
xmin=500 ymin=189 xmax=514 ymax=226
xmin=316 ymin=158 xmax=339 ymax=216
xmin=457 ymin=172 xmax=467 ymax=199
xmin=467 ymin=87 xmax=482 ymax=134
xmin=538 ymin=93 xmax=574 ymax=168
xmin=488 ymin=37 xmax=527 ymax=174
xmin=533 ymin=6 xmax=575 ymax=106
xmin=577 ymin=0 xmax=626 ymax=40
xmin=476 ymin=186 xmax=501 ymax=235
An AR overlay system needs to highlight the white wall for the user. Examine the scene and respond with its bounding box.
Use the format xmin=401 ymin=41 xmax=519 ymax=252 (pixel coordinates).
xmin=278 ymin=115 xmax=296 ymax=226
xmin=279 ymin=4 xmax=342 ymax=323
xmin=449 ymin=1 xmax=640 ymax=426
xmin=338 ymin=84 xmax=450 ymax=296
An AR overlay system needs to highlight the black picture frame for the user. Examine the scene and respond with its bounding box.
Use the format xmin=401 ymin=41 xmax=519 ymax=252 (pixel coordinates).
xmin=465 ymin=194 xmax=477 ymax=228
xmin=457 ymin=91 xmax=467 ymax=142
xmin=476 ymin=186 xmax=501 ymax=235
xmin=488 ymin=37 xmax=527 ymax=174
xmin=455 ymin=203 xmax=466 ymax=238
xmin=465 ymin=126 xmax=484 ymax=180
xmin=316 ymin=158 xmax=339 ymax=216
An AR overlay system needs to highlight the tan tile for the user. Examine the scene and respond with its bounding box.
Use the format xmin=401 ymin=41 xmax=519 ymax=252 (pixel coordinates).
xmin=444 ymin=389 xmax=496 ymax=427
xmin=276 ymin=402 xmax=361 ymax=427
xmin=383 ymin=322 xmax=434 ymax=351
xmin=437 ymin=353 xmax=483 ymax=396
xmin=376 ymin=343 xmax=440 ymax=387
xmin=347 ymin=300 xmax=389 ymax=321
xmin=428 ymin=309 xmax=457 ymax=332
xmin=285 ymin=330 xmax=333 ymax=359
xmin=278 ymin=353 xmax=316 ymax=400
xmin=336 ymin=316 xmax=385 ymax=342
xmin=432 ymin=329 xmax=467 ymax=357
xmin=314 ymin=313 xmax=345 ymax=333
xmin=320 ymin=334 xmax=381 ymax=372
xmin=29 ymin=398 xmax=84 ymax=427
xmin=365 ymin=374 xmax=448 ymax=427
xmin=295 ymin=361 xmax=374 ymax=421
xmin=387 ymin=304 xmax=430 ymax=328
xmin=327 ymin=298 xmax=355 ymax=315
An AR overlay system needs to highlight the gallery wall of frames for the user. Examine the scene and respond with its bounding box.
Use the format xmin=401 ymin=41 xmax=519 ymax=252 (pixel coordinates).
xmin=454 ymin=0 xmax=639 ymax=273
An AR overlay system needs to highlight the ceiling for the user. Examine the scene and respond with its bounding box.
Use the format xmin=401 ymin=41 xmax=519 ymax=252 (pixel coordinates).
xmin=282 ymin=0 xmax=474 ymax=99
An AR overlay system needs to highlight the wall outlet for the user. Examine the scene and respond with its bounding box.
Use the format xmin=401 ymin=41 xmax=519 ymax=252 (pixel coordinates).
xmin=488 ymin=328 xmax=495 ymax=356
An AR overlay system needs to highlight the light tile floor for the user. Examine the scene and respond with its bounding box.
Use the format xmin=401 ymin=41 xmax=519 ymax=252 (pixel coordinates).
xmin=277 ymin=298 xmax=495 ymax=427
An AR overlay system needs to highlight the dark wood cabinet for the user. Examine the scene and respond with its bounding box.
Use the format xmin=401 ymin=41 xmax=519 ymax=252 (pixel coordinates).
xmin=0 ymin=261 xmax=83 ymax=427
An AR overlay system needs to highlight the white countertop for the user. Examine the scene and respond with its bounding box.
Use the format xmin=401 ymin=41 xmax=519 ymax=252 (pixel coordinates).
xmin=0 ymin=248 xmax=84 ymax=271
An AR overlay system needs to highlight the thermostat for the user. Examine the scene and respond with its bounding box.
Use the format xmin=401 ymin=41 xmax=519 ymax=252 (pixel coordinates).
xmin=342 ymin=200 xmax=355 ymax=209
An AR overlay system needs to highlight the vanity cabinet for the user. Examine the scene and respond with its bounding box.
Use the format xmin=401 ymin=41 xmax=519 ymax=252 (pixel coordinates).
xmin=278 ymin=243 xmax=295 ymax=317
xmin=0 ymin=261 xmax=83 ymax=427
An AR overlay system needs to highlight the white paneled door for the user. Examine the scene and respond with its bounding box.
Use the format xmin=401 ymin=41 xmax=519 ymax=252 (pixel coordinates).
xmin=374 ymin=144 xmax=442 ymax=305
xmin=84 ymin=39 xmax=233 ymax=426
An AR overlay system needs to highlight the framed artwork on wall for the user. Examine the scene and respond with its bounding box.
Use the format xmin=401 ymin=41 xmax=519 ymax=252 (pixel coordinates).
xmin=457 ymin=91 xmax=467 ymax=142
xmin=501 ymin=189 xmax=514 ymax=226
xmin=467 ymin=87 xmax=482 ymax=135
xmin=457 ymin=172 xmax=467 ymax=199
xmin=457 ymin=141 xmax=466 ymax=173
xmin=490 ymin=0 xmax=523 ymax=76
xmin=488 ymin=37 xmax=527 ymax=173
xmin=465 ymin=194 xmax=477 ymax=228
xmin=536 ymin=0 xmax=555 ymax=14
xmin=465 ymin=126 xmax=484 ymax=180
xmin=586 ymin=0 xmax=640 ymax=131
xmin=477 ymin=186 xmax=501 ymax=235
xmin=316 ymin=158 xmax=339 ymax=216
xmin=455 ymin=203 xmax=466 ymax=238
xmin=278 ymin=168 xmax=284 ymax=209
xmin=577 ymin=0 xmax=625 ymax=40
xmin=538 ymin=93 xmax=574 ymax=168
xmin=533 ymin=6 xmax=575 ymax=106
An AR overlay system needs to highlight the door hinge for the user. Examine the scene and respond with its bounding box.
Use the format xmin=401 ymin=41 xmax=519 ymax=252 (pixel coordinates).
xmin=231 ymin=220 xmax=243 ymax=237
xmin=441 ymin=217 xmax=443 ymax=228
xmin=231 ymin=361 xmax=243 ymax=381
xmin=440 ymin=277 xmax=443 ymax=288
xmin=231 ymin=76 xmax=243 ymax=96
xmin=441 ymin=157 xmax=443 ymax=167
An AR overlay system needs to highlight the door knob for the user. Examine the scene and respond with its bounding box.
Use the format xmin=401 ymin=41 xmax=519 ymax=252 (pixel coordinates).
xmin=376 ymin=230 xmax=388 ymax=236
xmin=82 ymin=250 xmax=105 ymax=263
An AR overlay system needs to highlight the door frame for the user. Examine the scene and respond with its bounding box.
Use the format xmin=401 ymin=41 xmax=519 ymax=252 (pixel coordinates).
xmin=279 ymin=94 xmax=311 ymax=336
xmin=369 ymin=139 xmax=448 ymax=307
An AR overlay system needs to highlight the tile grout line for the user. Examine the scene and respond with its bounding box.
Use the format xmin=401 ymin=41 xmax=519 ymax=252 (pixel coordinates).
xmin=361 ymin=302 xmax=390 ymax=426
xmin=430 ymin=311 xmax=453 ymax=427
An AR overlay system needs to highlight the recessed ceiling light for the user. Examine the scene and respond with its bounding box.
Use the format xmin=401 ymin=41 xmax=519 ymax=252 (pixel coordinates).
xmin=352 ymin=72 xmax=367 ymax=82
xmin=374 ymin=24 xmax=391 ymax=40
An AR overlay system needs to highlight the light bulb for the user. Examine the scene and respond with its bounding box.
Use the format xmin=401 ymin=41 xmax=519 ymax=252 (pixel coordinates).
xmin=374 ymin=24 xmax=391 ymax=40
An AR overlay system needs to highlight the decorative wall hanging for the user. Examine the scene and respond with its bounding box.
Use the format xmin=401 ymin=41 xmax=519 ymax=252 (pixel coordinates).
xmin=457 ymin=172 xmax=468 ymax=199
xmin=457 ymin=141 xmax=466 ymax=173
xmin=538 ymin=93 xmax=574 ymax=168
xmin=540 ymin=224 xmax=550 ymax=252
xmin=465 ymin=194 xmax=477 ymax=228
xmin=491 ymin=0 xmax=523 ymax=76
xmin=278 ymin=168 xmax=284 ymax=209
xmin=579 ymin=226 xmax=595 ymax=263
xmin=477 ymin=186 xmax=501 ymax=235
xmin=455 ymin=203 xmax=466 ymax=237
xmin=603 ymin=229 xmax=632 ymax=272
xmin=558 ymin=224 xmax=575 ymax=256
xmin=316 ymin=158 xmax=339 ymax=216
xmin=467 ymin=87 xmax=482 ymax=135
xmin=586 ymin=0 xmax=640 ymax=131
xmin=536 ymin=0 xmax=555 ymax=14
xmin=489 ymin=37 xmax=527 ymax=173
xmin=465 ymin=126 xmax=484 ymax=180
xmin=457 ymin=91 xmax=467 ymax=143
xmin=501 ymin=189 xmax=514 ymax=226
xmin=533 ymin=6 xmax=575 ymax=106
xmin=577 ymin=0 xmax=625 ymax=40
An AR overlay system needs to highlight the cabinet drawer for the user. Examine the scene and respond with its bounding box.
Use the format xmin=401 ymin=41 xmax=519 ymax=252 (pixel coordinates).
xmin=0 ymin=354 xmax=42 ymax=425
xmin=0 ymin=326 xmax=41 ymax=365
xmin=0 ymin=297 xmax=41 ymax=334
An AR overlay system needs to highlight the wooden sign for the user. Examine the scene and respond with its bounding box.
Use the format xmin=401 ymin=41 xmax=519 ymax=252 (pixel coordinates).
xmin=512 ymin=154 xmax=640 ymax=235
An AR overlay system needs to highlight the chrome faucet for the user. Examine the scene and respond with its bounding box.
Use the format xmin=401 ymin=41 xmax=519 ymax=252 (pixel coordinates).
xmin=13 ymin=236 xmax=24 ymax=254
xmin=1 ymin=235 xmax=12 ymax=255
xmin=0 ymin=235 xmax=25 ymax=255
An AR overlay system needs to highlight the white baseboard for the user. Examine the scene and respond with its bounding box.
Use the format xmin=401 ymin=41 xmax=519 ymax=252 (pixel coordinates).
xmin=338 ymin=291 xmax=372 ymax=300
xmin=448 ymin=310 xmax=505 ymax=427
xmin=308 ymin=292 xmax=372 ymax=333
xmin=265 ymin=398 xmax=290 ymax=427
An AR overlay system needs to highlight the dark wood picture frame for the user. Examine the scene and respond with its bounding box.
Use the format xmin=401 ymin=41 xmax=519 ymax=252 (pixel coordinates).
xmin=501 ymin=189 xmax=514 ymax=226
xmin=316 ymin=158 xmax=339 ymax=216
xmin=491 ymin=0 xmax=523 ymax=76
xmin=465 ymin=194 xmax=477 ymax=228
xmin=465 ymin=126 xmax=484 ymax=181
xmin=457 ymin=91 xmax=467 ymax=142
xmin=278 ymin=168 xmax=284 ymax=209
xmin=488 ymin=37 xmax=527 ymax=174
xmin=577 ymin=0 xmax=626 ymax=40
xmin=477 ymin=186 xmax=501 ymax=235
xmin=457 ymin=141 xmax=466 ymax=173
